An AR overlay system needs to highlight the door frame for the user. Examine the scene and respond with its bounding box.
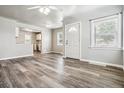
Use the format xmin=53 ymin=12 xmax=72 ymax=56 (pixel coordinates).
xmin=64 ymin=22 xmax=82 ymax=59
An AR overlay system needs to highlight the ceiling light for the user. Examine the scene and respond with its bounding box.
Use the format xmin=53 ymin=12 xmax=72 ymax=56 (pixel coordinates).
xmin=39 ymin=7 xmax=51 ymax=15
xmin=39 ymin=8 xmax=44 ymax=13
xmin=45 ymin=8 xmax=50 ymax=13
xmin=44 ymin=7 xmax=50 ymax=15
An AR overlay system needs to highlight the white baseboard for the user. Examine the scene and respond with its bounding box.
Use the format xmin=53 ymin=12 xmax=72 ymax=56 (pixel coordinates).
xmin=41 ymin=51 xmax=63 ymax=55
xmin=0 ymin=54 xmax=33 ymax=61
xmin=80 ymin=59 xmax=123 ymax=68
xmin=41 ymin=51 xmax=52 ymax=54
xmin=50 ymin=51 xmax=63 ymax=55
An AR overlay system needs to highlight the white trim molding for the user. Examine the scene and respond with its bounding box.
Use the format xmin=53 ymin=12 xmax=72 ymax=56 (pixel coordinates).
xmin=90 ymin=13 xmax=122 ymax=49
xmin=80 ymin=59 xmax=123 ymax=69
xmin=41 ymin=51 xmax=64 ymax=54
xmin=41 ymin=51 xmax=52 ymax=54
xmin=0 ymin=54 xmax=33 ymax=61
xmin=50 ymin=51 xmax=64 ymax=55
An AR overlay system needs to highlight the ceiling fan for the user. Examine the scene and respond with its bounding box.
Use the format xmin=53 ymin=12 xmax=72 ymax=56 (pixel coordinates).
xmin=28 ymin=5 xmax=63 ymax=28
xmin=27 ymin=5 xmax=58 ymax=15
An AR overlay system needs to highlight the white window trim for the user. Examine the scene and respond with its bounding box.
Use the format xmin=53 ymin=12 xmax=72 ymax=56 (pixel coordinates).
xmin=90 ymin=13 xmax=122 ymax=49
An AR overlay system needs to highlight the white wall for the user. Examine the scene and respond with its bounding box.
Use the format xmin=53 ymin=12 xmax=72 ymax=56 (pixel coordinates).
xmin=0 ymin=16 xmax=33 ymax=59
xmin=122 ymin=6 xmax=124 ymax=70
xmin=64 ymin=5 xmax=123 ymax=65
xmin=0 ymin=16 xmax=52 ymax=59
xmin=52 ymin=28 xmax=64 ymax=54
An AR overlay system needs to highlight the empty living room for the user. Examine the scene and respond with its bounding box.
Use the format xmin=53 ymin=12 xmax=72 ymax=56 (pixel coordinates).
xmin=0 ymin=1 xmax=124 ymax=92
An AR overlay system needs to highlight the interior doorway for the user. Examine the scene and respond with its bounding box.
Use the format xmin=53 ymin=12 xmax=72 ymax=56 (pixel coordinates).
xmin=32 ymin=32 xmax=42 ymax=54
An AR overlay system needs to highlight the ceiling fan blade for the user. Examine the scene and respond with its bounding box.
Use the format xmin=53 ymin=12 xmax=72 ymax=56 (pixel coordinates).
xmin=27 ymin=6 xmax=41 ymax=10
xmin=48 ymin=6 xmax=57 ymax=10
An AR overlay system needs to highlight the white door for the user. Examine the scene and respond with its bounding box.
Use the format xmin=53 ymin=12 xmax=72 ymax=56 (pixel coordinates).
xmin=65 ymin=22 xmax=80 ymax=59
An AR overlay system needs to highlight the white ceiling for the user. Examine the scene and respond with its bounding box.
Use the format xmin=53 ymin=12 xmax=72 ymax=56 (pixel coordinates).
xmin=0 ymin=5 xmax=107 ymax=29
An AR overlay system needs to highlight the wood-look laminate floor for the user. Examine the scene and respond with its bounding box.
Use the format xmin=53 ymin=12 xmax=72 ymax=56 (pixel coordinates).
xmin=0 ymin=53 xmax=124 ymax=88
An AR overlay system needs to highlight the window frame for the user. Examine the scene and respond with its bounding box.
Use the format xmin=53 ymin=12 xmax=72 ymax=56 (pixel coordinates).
xmin=90 ymin=13 xmax=122 ymax=49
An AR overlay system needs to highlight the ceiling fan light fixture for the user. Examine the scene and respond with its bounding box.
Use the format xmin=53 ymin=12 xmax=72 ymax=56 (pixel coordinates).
xmin=39 ymin=7 xmax=51 ymax=15
xmin=39 ymin=8 xmax=44 ymax=13
xmin=44 ymin=7 xmax=50 ymax=15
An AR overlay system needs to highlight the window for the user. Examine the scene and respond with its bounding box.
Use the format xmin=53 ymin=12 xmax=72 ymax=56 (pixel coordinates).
xmin=25 ymin=32 xmax=32 ymax=44
xmin=16 ymin=27 xmax=25 ymax=44
xmin=91 ymin=14 xmax=121 ymax=49
xmin=57 ymin=32 xmax=63 ymax=46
